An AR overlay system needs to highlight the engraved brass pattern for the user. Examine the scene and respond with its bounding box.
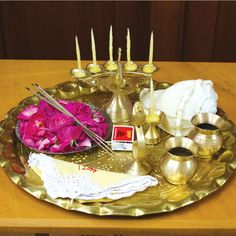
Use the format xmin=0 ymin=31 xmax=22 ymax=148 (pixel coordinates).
xmin=0 ymin=81 xmax=235 ymax=216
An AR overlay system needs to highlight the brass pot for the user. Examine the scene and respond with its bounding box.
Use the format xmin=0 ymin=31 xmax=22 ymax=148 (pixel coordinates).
xmin=188 ymin=113 xmax=225 ymax=158
xmin=160 ymin=137 xmax=198 ymax=185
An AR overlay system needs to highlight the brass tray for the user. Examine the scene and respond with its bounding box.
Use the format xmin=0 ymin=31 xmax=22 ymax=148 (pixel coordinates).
xmin=0 ymin=81 xmax=236 ymax=217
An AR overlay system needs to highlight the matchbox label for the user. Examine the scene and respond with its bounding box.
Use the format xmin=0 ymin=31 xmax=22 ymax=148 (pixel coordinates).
xmin=111 ymin=126 xmax=134 ymax=142
xmin=111 ymin=142 xmax=133 ymax=151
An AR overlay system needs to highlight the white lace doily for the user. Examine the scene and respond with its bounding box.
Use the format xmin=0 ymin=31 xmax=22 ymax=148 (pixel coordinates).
xmin=28 ymin=153 xmax=158 ymax=200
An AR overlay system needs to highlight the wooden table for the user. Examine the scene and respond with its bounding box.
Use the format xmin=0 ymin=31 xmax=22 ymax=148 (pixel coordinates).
xmin=0 ymin=60 xmax=235 ymax=236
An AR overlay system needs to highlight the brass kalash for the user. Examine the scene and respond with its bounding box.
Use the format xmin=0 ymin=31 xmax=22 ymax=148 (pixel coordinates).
xmin=70 ymin=27 xmax=159 ymax=175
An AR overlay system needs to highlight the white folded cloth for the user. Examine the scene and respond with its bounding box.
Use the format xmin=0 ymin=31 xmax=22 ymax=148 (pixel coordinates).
xmin=140 ymin=79 xmax=218 ymax=136
xmin=28 ymin=153 xmax=158 ymax=201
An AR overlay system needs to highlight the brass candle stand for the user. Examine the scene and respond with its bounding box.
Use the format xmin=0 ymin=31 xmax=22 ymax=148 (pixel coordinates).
xmin=124 ymin=101 xmax=151 ymax=176
xmin=70 ymin=29 xmax=158 ymax=176
xmin=71 ymin=48 xmax=158 ymax=124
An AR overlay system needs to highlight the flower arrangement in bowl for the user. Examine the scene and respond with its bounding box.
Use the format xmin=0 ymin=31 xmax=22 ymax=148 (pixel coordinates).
xmin=16 ymin=100 xmax=111 ymax=154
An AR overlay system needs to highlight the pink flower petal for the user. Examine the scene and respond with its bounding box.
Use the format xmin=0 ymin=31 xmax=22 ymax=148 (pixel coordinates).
xmin=57 ymin=126 xmax=83 ymax=142
xmin=50 ymin=140 xmax=71 ymax=152
xmin=47 ymin=114 xmax=74 ymax=132
xmin=38 ymin=138 xmax=51 ymax=150
xmin=17 ymin=105 xmax=39 ymax=121
xmin=76 ymin=138 xmax=91 ymax=147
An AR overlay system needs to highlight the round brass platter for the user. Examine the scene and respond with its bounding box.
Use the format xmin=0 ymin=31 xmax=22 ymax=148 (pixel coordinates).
xmin=0 ymin=81 xmax=236 ymax=217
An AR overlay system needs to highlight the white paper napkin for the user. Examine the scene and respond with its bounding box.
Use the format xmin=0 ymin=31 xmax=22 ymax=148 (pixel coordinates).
xmin=28 ymin=153 xmax=158 ymax=201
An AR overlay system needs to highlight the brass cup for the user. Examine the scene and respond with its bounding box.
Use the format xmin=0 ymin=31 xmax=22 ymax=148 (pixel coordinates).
xmin=57 ymin=81 xmax=80 ymax=99
xmin=78 ymin=81 xmax=97 ymax=95
xmin=160 ymin=137 xmax=199 ymax=185
xmin=145 ymin=110 xmax=166 ymax=145
xmin=188 ymin=113 xmax=225 ymax=158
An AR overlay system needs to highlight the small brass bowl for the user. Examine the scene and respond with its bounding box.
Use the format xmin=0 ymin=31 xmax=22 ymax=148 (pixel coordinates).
xmin=160 ymin=137 xmax=198 ymax=185
xmin=78 ymin=81 xmax=97 ymax=95
xmin=188 ymin=113 xmax=225 ymax=158
xmin=57 ymin=81 xmax=80 ymax=99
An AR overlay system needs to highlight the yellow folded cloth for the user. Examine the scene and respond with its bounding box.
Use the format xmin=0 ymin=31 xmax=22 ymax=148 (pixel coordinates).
xmin=28 ymin=153 xmax=158 ymax=200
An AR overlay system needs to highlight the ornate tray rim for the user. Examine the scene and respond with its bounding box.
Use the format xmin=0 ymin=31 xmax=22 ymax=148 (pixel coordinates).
xmin=0 ymin=81 xmax=236 ymax=217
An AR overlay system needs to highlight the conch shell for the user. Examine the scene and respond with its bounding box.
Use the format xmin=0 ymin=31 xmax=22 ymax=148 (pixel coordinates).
xmin=140 ymin=79 xmax=218 ymax=136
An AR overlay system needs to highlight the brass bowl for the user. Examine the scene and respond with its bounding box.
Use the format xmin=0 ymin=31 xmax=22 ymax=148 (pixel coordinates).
xmin=160 ymin=137 xmax=199 ymax=185
xmin=78 ymin=81 xmax=97 ymax=95
xmin=188 ymin=113 xmax=225 ymax=158
xmin=57 ymin=81 xmax=80 ymax=99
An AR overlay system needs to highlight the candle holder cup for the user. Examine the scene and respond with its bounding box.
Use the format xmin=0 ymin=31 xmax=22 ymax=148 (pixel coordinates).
xmin=86 ymin=64 xmax=103 ymax=74
xmin=145 ymin=110 xmax=166 ymax=145
xmin=104 ymin=61 xmax=118 ymax=71
xmin=70 ymin=68 xmax=87 ymax=78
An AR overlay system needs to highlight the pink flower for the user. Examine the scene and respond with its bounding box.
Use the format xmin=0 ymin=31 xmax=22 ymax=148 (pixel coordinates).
xmin=20 ymin=113 xmax=46 ymax=138
xmin=38 ymin=100 xmax=58 ymax=116
xmin=64 ymin=102 xmax=92 ymax=119
xmin=47 ymin=114 xmax=74 ymax=132
xmin=57 ymin=125 xmax=83 ymax=142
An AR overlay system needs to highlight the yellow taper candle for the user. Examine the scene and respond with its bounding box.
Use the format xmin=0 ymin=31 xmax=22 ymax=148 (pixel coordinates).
xmin=124 ymin=28 xmax=138 ymax=71
xmin=127 ymin=28 xmax=131 ymax=63
xmin=71 ymin=35 xmax=86 ymax=78
xmin=109 ymin=25 xmax=113 ymax=62
xmin=75 ymin=36 xmax=82 ymax=70
xmin=104 ymin=25 xmax=118 ymax=71
xmin=88 ymin=28 xmax=102 ymax=73
xmin=149 ymin=31 xmax=153 ymax=65
xmin=143 ymin=31 xmax=157 ymax=73
xmin=150 ymin=78 xmax=154 ymax=115
xmin=91 ymin=28 xmax=97 ymax=65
